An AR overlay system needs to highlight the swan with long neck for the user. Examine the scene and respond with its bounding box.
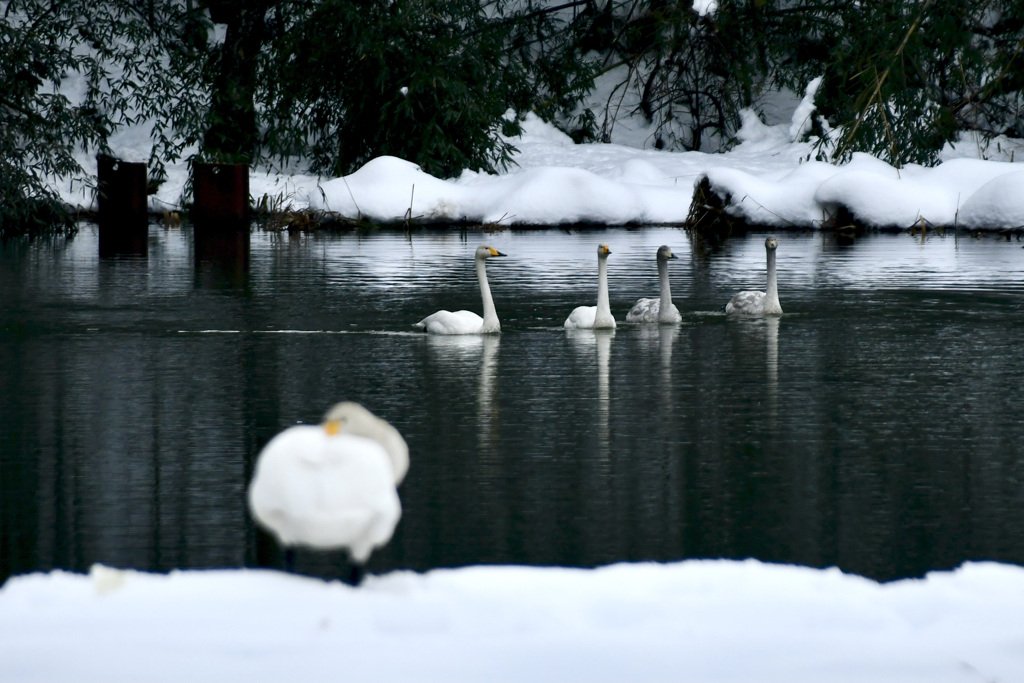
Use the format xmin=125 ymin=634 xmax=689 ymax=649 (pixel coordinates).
xmin=726 ymin=236 xmax=782 ymax=316
xmin=322 ymin=402 xmax=408 ymax=484
xmin=564 ymin=244 xmax=616 ymax=329
xmin=625 ymin=244 xmax=682 ymax=324
xmin=415 ymin=245 xmax=507 ymax=334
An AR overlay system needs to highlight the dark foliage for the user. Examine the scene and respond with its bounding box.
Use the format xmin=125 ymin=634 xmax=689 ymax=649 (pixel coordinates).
xmin=578 ymin=0 xmax=1024 ymax=166
xmin=261 ymin=0 xmax=528 ymax=178
xmin=3 ymin=0 xmax=1024 ymax=234
xmin=0 ymin=0 xmax=208 ymax=237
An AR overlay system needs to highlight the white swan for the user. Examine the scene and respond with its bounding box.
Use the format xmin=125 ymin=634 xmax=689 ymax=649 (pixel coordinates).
xmin=626 ymin=244 xmax=682 ymax=323
xmin=564 ymin=244 xmax=616 ymax=329
xmin=247 ymin=402 xmax=404 ymax=568
xmin=414 ymin=245 xmax=507 ymax=334
xmin=323 ymin=402 xmax=408 ymax=484
xmin=726 ymin=236 xmax=782 ymax=316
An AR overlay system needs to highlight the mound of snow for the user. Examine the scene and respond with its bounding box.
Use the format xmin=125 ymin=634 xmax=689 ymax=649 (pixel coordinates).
xmin=958 ymin=171 xmax=1024 ymax=229
xmin=1 ymin=560 xmax=1022 ymax=683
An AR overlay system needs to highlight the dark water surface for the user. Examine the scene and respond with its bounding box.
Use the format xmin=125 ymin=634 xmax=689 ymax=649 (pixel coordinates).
xmin=2 ymin=224 xmax=1023 ymax=583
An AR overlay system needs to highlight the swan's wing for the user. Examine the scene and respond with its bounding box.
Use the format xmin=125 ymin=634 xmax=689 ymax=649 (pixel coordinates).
xmin=249 ymin=426 xmax=327 ymax=541
xmin=663 ymin=303 xmax=683 ymax=323
xmin=416 ymin=310 xmax=484 ymax=335
xmin=320 ymin=435 xmax=402 ymax=562
xmin=375 ymin=424 xmax=410 ymax=485
xmin=564 ymin=305 xmax=598 ymax=329
xmin=725 ymin=290 xmax=766 ymax=315
xmin=625 ymin=297 xmax=659 ymax=323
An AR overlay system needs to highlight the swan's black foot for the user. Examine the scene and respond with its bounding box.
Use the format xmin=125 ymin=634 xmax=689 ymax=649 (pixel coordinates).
xmin=346 ymin=562 xmax=365 ymax=586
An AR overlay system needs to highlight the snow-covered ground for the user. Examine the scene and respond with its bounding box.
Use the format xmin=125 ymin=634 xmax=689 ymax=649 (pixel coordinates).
xmin=60 ymin=85 xmax=1024 ymax=231
xmin=299 ymin=106 xmax=1024 ymax=230
xmin=2 ymin=559 xmax=1022 ymax=682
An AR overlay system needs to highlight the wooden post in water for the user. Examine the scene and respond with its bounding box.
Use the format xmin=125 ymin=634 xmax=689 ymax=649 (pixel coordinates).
xmin=97 ymin=154 xmax=148 ymax=256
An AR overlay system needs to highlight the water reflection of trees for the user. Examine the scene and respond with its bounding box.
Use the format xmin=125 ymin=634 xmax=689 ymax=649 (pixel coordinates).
xmin=0 ymin=332 xmax=255 ymax=580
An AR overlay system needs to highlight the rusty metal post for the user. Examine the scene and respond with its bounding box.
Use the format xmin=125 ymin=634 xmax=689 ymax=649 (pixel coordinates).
xmin=97 ymin=154 xmax=148 ymax=256
xmin=192 ymin=162 xmax=250 ymax=230
xmin=193 ymin=162 xmax=251 ymax=280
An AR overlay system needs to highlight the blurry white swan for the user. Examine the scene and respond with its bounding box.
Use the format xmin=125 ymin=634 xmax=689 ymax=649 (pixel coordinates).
xmin=726 ymin=236 xmax=782 ymax=316
xmin=414 ymin=245 xmax=507 ymax=334
xmin=247 ymin=402 xmax=406 ymax=568
xmin=626 ymin=244 xmax=682 ymax=323
xmin=564 ymin=244 xmax=616 ymax=329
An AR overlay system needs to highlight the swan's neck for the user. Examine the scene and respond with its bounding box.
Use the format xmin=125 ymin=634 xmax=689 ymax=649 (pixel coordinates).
xmin=657 ymin=258 xmax=673 ymax=320
xmin=477 ymin=256 xmax=500 ymax=332
xmin=596 ymin=256 xmax=611 ymax=317
xmin=765 ymin=248 xmax=782 ymax=314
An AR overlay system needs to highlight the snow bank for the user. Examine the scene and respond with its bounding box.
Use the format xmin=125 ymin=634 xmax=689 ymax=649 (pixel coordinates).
xmin=1 ymin=559 xmax=1021 ymax=683
xmin=706 ymin=152 xmax=1024 ymax=229
xmin=49 ymin=65 xmax=1024 ymax=229
xmin=308 ymin=111 xmax=1024 ymax=230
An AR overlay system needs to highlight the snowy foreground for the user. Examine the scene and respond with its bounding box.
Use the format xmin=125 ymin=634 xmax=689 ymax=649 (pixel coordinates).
xmin=64 ymin=96 xmax=1024 ymax=231
xmin=1 ymin=559 xmax=1022 ymax=682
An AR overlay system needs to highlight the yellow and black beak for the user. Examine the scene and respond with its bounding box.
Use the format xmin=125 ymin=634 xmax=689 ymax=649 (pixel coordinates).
xmin=325 ymin=420 xmax=342 ymax=436
xmin=488 ymin=248 xmax=507 ymax=257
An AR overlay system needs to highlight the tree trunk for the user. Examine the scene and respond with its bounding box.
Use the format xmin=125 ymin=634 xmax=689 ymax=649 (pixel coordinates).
xmin=202 ymin=1 xmax=268 ymax=163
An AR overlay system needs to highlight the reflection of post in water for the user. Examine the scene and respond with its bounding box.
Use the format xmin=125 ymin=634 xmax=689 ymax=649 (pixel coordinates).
xmin=194 ymin=228 xmax=251 ymax=288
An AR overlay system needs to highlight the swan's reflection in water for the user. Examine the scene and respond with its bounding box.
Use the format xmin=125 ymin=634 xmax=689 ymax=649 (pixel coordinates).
xmin=425 ymin=333 xmax=500 ymax=451
xmin=478 ymin=335 xmax=500 ymax=450
xmin=729 ymin=316 xmax=780 ymax=429
xmin=657 ymin=327 xmax=679 ymax=444
xmin=566 ymin=329 xmax=615 ymax=457
xmin=596 ymin=331 xmax=612 ymax=443
xmin=766 ymin=316 xmax=779 ymax=421
xmin=423 ymin=333 xmax=505 ymax=557
xmin=631 ymin=322 xmax=683 ymax=535
xmin=566 ymin=329 xmax=614 ymax=538
xmin=634 ymin=323 xmax=680 ymax=366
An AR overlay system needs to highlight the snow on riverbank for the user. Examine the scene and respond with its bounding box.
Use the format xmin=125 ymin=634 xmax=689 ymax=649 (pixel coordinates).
xmin=2 ymin=559 xmax=1022 ymax=683
xmin=59 ymin=101 xmax=1024 ymax=231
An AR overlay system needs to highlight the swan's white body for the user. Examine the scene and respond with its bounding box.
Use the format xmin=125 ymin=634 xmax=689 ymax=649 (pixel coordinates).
xmin=726 ymin=237 xmax=782 ymax=316
xmin=415 ymin=245 xmax=506 ymax=334
xmin=247 ymin=403 xmax=405 ymax=563
xmin=565 ymin=244 xmax=616 ymax=329
xmin=626 ymin=245 xmax=682 ymax=324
